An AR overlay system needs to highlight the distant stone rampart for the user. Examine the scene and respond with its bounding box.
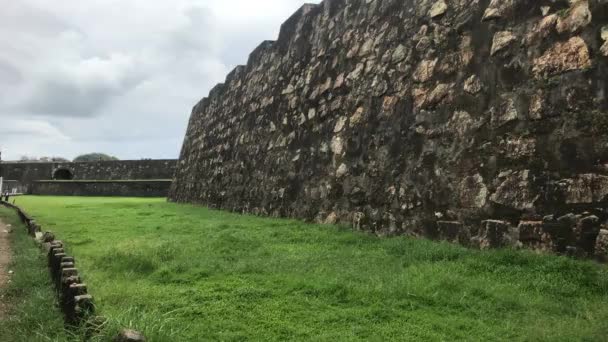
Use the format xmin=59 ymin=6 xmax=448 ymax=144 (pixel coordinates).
xmin=170 ymin=0 xmax=608 ymax=259
xmin=31 ymin=180 xmax=172 ymax=198
xmin=2 ymin=159 xmax=176 ymax=181
xmin=1 ymin=159 xmax=176 ymax=197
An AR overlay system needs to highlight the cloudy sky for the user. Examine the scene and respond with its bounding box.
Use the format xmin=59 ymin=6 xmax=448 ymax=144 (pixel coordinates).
xmin=0 ymin=0 xmax=320 ymax=161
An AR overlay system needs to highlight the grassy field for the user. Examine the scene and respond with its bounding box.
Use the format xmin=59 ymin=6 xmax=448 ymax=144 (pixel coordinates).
xmin=10 ymin=196 xmax=608 ymax=341
xmin=0 ymin=206 xmax=67 ymax=342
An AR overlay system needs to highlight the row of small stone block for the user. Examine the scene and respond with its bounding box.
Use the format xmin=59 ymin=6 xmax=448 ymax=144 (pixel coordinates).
xmin=45 ymin=240 xmax=94 ymax=325
xmin=0 ymin=201 xmax=145 ymax=342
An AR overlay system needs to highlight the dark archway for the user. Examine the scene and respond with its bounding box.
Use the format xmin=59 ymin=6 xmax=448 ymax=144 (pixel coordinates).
xmin=53 ymin=168 xmax=73 ymax=180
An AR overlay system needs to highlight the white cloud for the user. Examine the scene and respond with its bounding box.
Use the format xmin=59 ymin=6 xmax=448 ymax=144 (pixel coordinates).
xmin=0 ymin=0 xmax=320 ymax=161
xmin=20 ymin=52 xmax=144 ymax=117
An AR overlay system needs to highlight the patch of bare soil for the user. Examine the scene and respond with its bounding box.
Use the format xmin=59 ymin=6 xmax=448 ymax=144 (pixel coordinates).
xmin=0 ymin=219 xmax=12 ymax=320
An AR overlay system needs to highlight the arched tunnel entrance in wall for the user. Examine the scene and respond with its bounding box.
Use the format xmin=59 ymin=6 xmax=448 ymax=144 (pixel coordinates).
xmin=53 ymin=168 xmax=74 ymax=180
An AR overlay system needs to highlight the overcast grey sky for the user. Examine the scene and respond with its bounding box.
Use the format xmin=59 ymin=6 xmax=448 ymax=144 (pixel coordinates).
xmin=0 ymin=0 xmax=320 ymax=161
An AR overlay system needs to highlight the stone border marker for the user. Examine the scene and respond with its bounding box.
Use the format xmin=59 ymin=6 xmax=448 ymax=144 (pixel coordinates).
xmin=0 ymin=200 xmax=146 ymax=340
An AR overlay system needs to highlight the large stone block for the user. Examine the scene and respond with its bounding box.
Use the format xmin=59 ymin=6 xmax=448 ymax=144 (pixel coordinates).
xmin=532 ymin=37 xmax=591 ymax=78
xmin=474 ymin=220 xmax=518 ymax=249
xmin=490 ymin=171 xmax=538 ymax=211
xmin=436 ymin=221 xmax=465 ymax=242
xmin=557 ymin=174 xmax=608 ymax=204
xmin=595 ymin=229 xmax=608 ymax=261
xmin=518 ymin=221 xmax=554 ymax=252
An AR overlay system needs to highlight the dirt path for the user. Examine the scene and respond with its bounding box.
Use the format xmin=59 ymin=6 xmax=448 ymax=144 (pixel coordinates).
xmin=0 ymin=219 xmax=12 ymax=320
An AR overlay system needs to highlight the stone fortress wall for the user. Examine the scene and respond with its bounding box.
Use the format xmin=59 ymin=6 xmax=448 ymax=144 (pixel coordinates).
xmin=170 ymin=0 xmax=608 ymax=258
xmin=2 ymin=159 xmax=177 ymax=182
xmin=1 ymin=159 xmax=177 ymax=197
xmin=29 ymin=180 xmax=172 ymax=198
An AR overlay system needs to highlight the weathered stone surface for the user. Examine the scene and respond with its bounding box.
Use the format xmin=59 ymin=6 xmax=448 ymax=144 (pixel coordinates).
xmin=463 ymin=75 xmax=482 ymax=94
xmin=526 ymin=14 xmax=558 ymax=44
xmin=541 ymin=6 xmax=551 ymax=17
xmin=459 ymin=174 xmax=488 ymax=208
xmin=601 ymin=34 xmax=608 ymax=57
xmin=532 ymin=37 xmax=591 ymax=77
xmin=474 ymin=220 xmax=518 ymax=249
xmin=491 ymin=31 xmax=516 ymax=56
xmin=391 ymin=45 xmax=408 ymax=63
xmin=490 ymin=170 xmax=538 ymax=210
xmin=482 ymin=0 xmax=515 ymax=21
xmin=556 ymin=1 xmax=591 ymax=34
xmin=413 ymin=59 xmax=438 ymax=82
xmin=595 ymin=229 xmax=608 ymax=261
xmin=557 ymin=174 xmax=608 ymax=204
xmin=601 ymin=42 xmax=608 ymax=56
xmin=42 ymin=231 xmax=55 ymax=243
xmin=447 ymin=110 xmax=481 ymax=139
xmin=333 ymin=117 xmax=347 ymax=133
xmin=323 ymin=212 xmax=338 ymax=225
xmin=499 ymin=136 xmax=536 ymax=160
xmin=600 ymin=41 xmax=608 ymax=57
xmin=491 ymin=97 xmax=518 ymax=127
xmin=34 ymin=231 xmax=44 ymax=241
xmin=335 ymin=163 xmax=348 ymax=178
xmin=169 ymin=0 xmax=608 ymax=258
xmin=528 ymin=90 xmax=545 ymax=120
xmin=436 ymin=221 xmax=464 ymax=242
xmin=114 ymin=329 xmax=146 ymax=342
xmin=574 ymin=214 xmax=601 ymax=256
xmin=429 ymin=0 xmax=448 ymax=18
xmin=518 ymin=221 xmax=554 ymax=251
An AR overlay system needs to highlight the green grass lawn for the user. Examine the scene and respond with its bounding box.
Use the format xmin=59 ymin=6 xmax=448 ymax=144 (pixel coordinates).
xmin=10 ymin=196 xmax=608 ymax=341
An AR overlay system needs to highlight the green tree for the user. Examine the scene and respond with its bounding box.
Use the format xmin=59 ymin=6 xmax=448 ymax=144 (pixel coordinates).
xmin=73 ymin=153 xmax=119 ymax=162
